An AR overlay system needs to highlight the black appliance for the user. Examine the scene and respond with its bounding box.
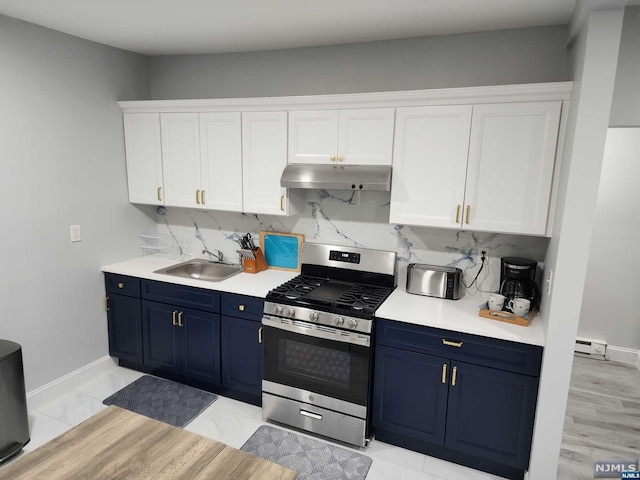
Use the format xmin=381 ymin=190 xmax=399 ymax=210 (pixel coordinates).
xmin=262 ymin=242 xmax=397 ymax=447
xmin=499 ymin=257 xmax=540 ymax=311
xmin=0 ymin=340 xmax=30 ymax=464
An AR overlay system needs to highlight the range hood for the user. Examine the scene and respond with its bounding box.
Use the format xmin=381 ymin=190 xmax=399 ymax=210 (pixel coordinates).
xmin=280 ymin=164 xmax=392 ymax=191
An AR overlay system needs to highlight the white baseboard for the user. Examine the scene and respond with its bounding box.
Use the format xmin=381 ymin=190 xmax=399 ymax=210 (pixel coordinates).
xmin=605 ymin=345 xmax=640 ymax=366
xmin=26 ymin=356 xmax=118 ymax=412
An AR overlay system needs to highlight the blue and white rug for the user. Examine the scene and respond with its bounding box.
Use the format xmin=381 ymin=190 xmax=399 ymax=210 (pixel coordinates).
xmin=240 ymin=425 xmax=373 ymax=480
xmin=103 ymin=375 xmax=217 ymax=428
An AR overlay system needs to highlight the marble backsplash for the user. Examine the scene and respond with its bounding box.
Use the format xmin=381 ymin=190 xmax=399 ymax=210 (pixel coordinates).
xmin=152 ymin=190 xmax=549 ymax=297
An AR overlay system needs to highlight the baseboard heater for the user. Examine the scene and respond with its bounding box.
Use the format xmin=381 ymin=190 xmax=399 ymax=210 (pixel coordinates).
xmin=575 ymin=337 xmax=607 ymax=356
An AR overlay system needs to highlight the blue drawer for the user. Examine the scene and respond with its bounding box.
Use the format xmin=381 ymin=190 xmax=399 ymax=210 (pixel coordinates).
xmin=221 ymin=293 xmax=264 ymax=322
xmin=141 ymin=280 xmax=220 ymax=313
xmin=104 ymin=273 xmax=140 ymax=297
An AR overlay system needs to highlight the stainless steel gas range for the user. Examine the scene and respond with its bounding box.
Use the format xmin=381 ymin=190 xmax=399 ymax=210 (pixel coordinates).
xmin=261 ymin=242 xmax=397 ymax=447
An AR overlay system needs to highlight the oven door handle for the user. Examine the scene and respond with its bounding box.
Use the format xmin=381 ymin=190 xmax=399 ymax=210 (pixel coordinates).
xmin=261 ymin=316 xmax=370 ymax=347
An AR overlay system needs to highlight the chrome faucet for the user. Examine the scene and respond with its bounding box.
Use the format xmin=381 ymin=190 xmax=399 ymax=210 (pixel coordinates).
xmin=202 ymin=248 xmax=224 ymax=263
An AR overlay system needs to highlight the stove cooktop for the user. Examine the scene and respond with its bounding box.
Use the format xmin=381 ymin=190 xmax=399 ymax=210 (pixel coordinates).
xmin=265 ymin=274 xmax=394 ymax=319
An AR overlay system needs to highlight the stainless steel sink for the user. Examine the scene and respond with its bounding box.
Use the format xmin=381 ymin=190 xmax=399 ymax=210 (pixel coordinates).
xmin=154 ymin=258 xmax=242 ymax=282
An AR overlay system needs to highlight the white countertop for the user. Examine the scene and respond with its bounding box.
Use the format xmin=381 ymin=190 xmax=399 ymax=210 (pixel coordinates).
xmin=101 ymin=255 xmax=298 ymax=298
xmin=376 ymin=289 xmax=545 ymax=347
xmin=102 ymin=255 xmax=545 ymax=347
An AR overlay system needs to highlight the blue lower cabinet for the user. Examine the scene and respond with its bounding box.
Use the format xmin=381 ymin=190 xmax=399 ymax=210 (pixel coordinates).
xmin=106 ymin=294 xmax=143 ymax=364
xmin=142 ymin=300 xmax=220 ymax=384
xmin=445 ymin=361 xmax=538 ymax=469
xmin=373 ymin=346 xmax=448 ymax=444
xmin=221 ymin=315 xmax=262 ymax=396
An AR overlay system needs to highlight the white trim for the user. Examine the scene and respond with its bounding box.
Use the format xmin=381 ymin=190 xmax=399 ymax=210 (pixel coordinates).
xmin=119 ymin=82 xmax=574 ymax=113
xmin=26 ymin=356 xmax=117 ymax=412
xmin=605 ymin=345 xmax=640 ymax=366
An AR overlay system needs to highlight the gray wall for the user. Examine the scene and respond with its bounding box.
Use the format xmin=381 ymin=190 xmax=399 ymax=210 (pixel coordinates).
xmin=610 ymin=6 xmax=640 ymax=126
xmin=0 ymin=15 xmax=155 ymax=391
xmin=150 ymin=25 xmax=569 ymax=99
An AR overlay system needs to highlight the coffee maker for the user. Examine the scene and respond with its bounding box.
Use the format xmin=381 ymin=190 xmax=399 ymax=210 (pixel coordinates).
xmin=499 ymin=257 xmax=540 ymax=311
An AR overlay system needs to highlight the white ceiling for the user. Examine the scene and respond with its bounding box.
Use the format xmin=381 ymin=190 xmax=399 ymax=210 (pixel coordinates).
xmin=0 ymin=0 xmax=580 ymax=56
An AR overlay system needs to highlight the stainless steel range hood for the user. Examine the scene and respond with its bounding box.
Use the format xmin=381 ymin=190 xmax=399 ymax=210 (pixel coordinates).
xmin=280 ymin=164 xmax=392 ymax=191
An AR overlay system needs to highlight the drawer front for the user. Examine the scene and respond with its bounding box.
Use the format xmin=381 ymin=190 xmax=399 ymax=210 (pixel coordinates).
xmin=141 ymin=280 xmax=220 ymax=313
xmin=376 ymin=319 xmax=542 ymax=376
xmin=221 ymin=293 xmax=264 ymax=321
xmin=105 ymin=273 xmax=140 ymax=297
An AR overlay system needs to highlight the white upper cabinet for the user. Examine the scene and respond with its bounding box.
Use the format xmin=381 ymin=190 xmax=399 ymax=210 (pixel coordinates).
xmin=464 ymin=101 xmax=561 ymax=235
xmin=123 ymin=113 xmax=164 ymax=205
xmin=199 ymin=113 xmax=243 ymax=212
xmin=390 ymin=106 xmax=472 ymax=228
xmin=390 ymin=101 xmax=562 ymax=236
xmin=288 ymin=108 xmax=395 ymax=165
xmin=160 ymin=113 xmax=200 ymax=208
xmin=242 ymin=112 xmax=301 ymax=216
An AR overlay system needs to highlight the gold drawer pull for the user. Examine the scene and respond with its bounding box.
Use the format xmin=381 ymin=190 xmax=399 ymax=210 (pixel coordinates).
xmin=466 ymin=205 xmax=470 ymax=224
xmin=178 ymin=311 xmax=184 ymax=327
xmin=238 ymin=305 xmax=245 ymax=312
xmin=280 ymin=195 xmax=285 ymax=211
xmin=196 ymin=190 xmax=201 ymax=204
xmin=330 ymin=155 xmax=336 ymax=161
xmin=337 ymin=155 xmax=344 ymax=162
xmin=157 ymin=186 xmax=162 ymax=202
xmin=441 ymin=364 xmax=447 ymax=384
xmin=452 ymin=366 xmax=458 ymax=386
xmin=172 ymin=310 xmax=178 ymax=326
xmin=258 ymin=326 xmax=263 ymax=344
xmin=455 ymin=205 xmax=461 ymax=224
xmin=104 ymin=297 xmax=110 ymax=311
xmin=201 ymin=190 xmax=205 ymax=204
xmin=442 ymin=339 xmax=463 ymax=348
xmin=118 ymin=282 xmax=125 ymax=289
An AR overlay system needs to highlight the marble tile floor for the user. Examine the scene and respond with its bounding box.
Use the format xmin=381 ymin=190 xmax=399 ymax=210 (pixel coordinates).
xmin=3 ymin=365 xmax=503 ymax=480
xmin=557 ymin=355 xmax=640 ymax=479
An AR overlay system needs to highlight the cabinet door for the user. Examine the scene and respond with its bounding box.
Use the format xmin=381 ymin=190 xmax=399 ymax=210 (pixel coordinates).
xmin=142 ymin=300 xmax=180 ymax=374
xmin=288 ymin=110 xmax=339 ymax=164
xmin=200 ymin=112 xmax=243 ymax=212
xmin=242 ymin=111 xmax=292 ymax=215
xmin=221 ymin=315 xmax=262 ymax=396
xmin=338 ymin=108 xmax=395 ymax=165
xmin=372 ymin=346 xmax=448 ymax=444
xmin=181 ymin=308 xmax=221 ymax=385
xmin=123 ymin=113 xmax=164 ymax=205
xmin=445 ymin=361 xmax=539 ymax=469
xmin=390 ymin=106 xmax=471 ymax=228
xmin=160 ymin=113 xmax=201 ymax=208
xmin=464 ymin=102 xmax=561 ymax=235
xmin=107 ymin=294 xmax=142 ymax=363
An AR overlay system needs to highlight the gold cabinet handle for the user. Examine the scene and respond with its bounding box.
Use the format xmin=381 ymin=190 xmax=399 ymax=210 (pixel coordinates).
xmin=258 ymin=326 xmax=263 ymax=344
xmin=118 ymin=282 xmax=125 ymax=289
xmin=178 ymin=311 xmax=184 ymax=327
xmin=455 ymin=205 xmax=461 ymax=224
xmin=280 ymin=195 xmax=285 ymax=211
xmin=466 ymin=205 xmax=470 ymax=224
xmin=157 ymin=187 xmax=162 ymax=202
xmin=172 ymin=310 xmax=178 ymax=326
xmin=442 ymin=339 xmax=463 ymax=348
xmin=104 ymin=297 xmax=110 ymax=312
xmin=452 ymin=366 xmax=458 ymax=386
xmin=330 ymin=155 xmax=336 ymax=162
xmin=441 ymin=364 xmax=447 ymax=384
xmin=201 ymin=190 xmax=205 ymax=205
xmin=239 ymin=305 xmax=245 ymax=312
xmin=337 ymin=155 xmax=344 ymax=162
xmin=196 ymin=190 xmax=201 ymax=204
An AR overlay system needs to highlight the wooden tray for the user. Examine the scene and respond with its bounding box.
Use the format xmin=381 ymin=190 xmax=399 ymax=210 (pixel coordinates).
xmin=259 ymin=231 xmax=304 ymax=271
xmin=478 ymin=307 xmax=538 ymax=327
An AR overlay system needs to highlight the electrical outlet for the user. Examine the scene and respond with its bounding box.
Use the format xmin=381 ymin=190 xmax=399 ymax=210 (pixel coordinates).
xmin=474 ymin=248 xmax=490 ymax=264
xmin=70 ymin=224 xmax=82 ymax=242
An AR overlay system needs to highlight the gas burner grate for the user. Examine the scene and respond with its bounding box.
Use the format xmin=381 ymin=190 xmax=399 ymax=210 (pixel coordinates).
xmin=334 ymin=284 xmax=392 ymax=314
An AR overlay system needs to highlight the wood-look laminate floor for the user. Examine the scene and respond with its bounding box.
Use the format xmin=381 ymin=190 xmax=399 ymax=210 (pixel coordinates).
xmin=557 ymin=355 xmax=640 ymax=479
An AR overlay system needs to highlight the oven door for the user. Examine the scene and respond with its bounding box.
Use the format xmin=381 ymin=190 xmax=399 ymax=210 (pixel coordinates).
xmin=262 ymin=316 xmax=371 ymax=408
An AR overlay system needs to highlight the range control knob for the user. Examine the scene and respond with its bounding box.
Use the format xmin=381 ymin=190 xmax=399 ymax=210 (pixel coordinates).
xmin=349 ymin=318 xmax=358 ymax=329
xmin=335 ymin=316 xmax=345 ymax=326
xmin=286 ymin=308 xmax=296 ymax=318
xmin=309 ymin=312 xmax=319 ymax=321
xmin=274 ymin=305 xmax=283 ymax=315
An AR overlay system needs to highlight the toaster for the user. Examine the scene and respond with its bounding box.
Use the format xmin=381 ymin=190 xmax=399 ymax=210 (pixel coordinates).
xmin=406 ymin=263 xmax=462 ymax=300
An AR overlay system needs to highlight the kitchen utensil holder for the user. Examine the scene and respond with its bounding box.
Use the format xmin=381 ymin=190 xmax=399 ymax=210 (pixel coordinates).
xmin=240 ymin=247 xmax=267 ymax=274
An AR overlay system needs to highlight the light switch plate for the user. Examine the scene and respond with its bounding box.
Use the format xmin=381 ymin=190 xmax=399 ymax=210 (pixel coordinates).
xmin=70 ymin=224 xmax=82 ymax=242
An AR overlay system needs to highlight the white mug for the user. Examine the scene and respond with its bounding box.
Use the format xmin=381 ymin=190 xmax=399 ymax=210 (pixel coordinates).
xmin=508 ymin=298 xmax=531 ymax=317
xmin=488 ymin=293 xmax=506 ymax=311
